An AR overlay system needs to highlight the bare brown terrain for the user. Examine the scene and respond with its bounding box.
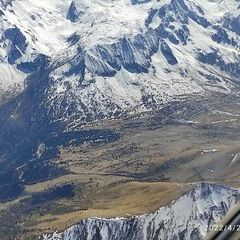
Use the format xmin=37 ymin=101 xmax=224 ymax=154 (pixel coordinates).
xmin=1 ymin=94 xmax=240 ymax=239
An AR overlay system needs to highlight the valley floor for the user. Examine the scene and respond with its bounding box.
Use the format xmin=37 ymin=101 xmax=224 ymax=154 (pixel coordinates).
xmin=1 ymin=94 xmax=240 ymax=239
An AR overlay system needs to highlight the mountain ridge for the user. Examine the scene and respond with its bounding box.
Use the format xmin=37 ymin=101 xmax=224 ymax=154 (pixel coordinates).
xmin=42 ymin=183 xmax=240 ymax=240
xmin=0 ymin=0 xmax=239 ymax=122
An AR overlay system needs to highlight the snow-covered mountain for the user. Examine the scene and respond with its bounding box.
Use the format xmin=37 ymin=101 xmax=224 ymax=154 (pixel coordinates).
xmin=1 ymin=1 xmax=240 ymax=239
xmin=0 ymin=0 xmax=240 ymax=122
xmin=42 ymin=183 xmax=240 ymax=240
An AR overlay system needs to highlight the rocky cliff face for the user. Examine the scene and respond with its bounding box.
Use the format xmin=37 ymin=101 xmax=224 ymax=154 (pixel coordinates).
xmin=43 ymin=183 xmax=240 ymax=240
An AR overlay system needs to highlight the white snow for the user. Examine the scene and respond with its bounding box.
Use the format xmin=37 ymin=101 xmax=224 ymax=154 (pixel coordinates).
xmin=0 ymin=0 xmax=239 ymax=120
xmin=229 ymin=153 xmax=240 ymax=167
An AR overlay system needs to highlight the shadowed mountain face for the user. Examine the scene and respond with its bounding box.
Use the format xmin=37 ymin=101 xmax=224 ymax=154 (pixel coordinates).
xmin=43 ymin=183 xmax=240 ymax=240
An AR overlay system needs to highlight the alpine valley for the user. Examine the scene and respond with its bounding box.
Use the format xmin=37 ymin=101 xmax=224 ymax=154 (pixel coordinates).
xmin=0 ymin=0 xmax=240 ymax=239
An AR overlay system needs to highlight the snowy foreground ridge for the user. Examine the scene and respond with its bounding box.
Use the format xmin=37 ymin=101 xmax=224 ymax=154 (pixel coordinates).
xmin=1 ymin=0 xmax=240 ymax=122
xmin=43 ymin=183 xmax=240 ymax=240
